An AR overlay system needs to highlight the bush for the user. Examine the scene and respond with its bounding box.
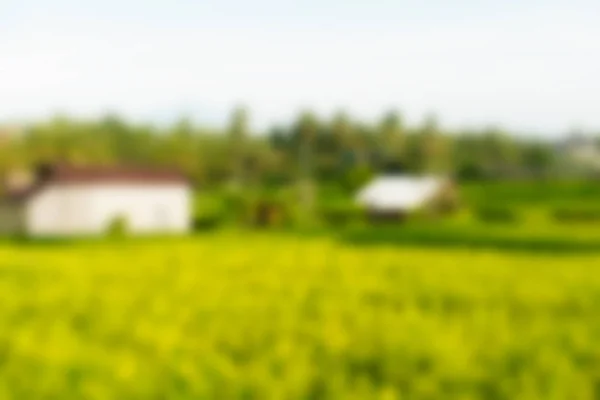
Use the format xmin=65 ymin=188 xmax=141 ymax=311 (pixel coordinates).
xmin=221 ymin=189 xmax=250 ymax=224
xmin=462 ymin=181 xmax=600 ymax=208
xmin=553 ymin=207 xmax=600 ymax=223
xmin=342 ymin=165 xmax=374 ymax=193
xmin=193 ymin=192 xmax=229 ymax=231
xmin=106 ymin=216 xmax=129 ymax=237
xmin=320 ymin=203 xmax=365 ymax=227
xmin=342 ymin=225 xmax=600 ymax=253
xmin=193 ymin=213 xmax=225 ymax=231
xmin=250 ymin=199 xmax=294 ymax=228
xmin=475 ymin=206 xmax=520 ymax=224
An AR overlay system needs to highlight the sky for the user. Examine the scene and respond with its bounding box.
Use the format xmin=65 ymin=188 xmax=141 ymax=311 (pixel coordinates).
xmin=1 ymin=0 xmax=599 ymax=136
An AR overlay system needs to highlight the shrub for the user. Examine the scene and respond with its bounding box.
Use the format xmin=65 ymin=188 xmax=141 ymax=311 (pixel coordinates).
xmin=320 ymin=203 xmax=365 ymax=227
xmin=193 ymin=212 xmax=225 ymax=231
xmin=475 ymin=206 xmax=520 ymax=224
xmin=250 ymin=199 xmax=293 ymax=228
xmin=342 ymin=165 xmax=374 ymax=193
xmin=553 ymin=207 xmax=600 ymax=223
xmin=193 ymin=192 xmax=229 ymax=231
xmin=341 ymin=225 xmax=600 ymax=253
xmin=106 ymin=215 xmax=129 ymax=237
xmin=221 ymin=189 xmax=250 ymax=224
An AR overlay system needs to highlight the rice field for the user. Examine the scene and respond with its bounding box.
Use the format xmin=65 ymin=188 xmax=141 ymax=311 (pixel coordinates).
xmin=1 ymin=233 xmax=600 ymax=399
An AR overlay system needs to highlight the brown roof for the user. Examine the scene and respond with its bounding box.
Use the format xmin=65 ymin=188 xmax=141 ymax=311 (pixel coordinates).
xmin=42 ymin=164 xmax=189 ymax=185
xmin=1 ymin=164 xmax=189 ymax=203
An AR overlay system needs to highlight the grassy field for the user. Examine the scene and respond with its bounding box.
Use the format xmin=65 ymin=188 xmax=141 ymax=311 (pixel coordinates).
xmin=342 ymin=219 xmax=600 ymax=253
xmin=1 ymin=233 xmax=600 ymax=399
xmin=461 ymin=181 xmax=600 ymax=208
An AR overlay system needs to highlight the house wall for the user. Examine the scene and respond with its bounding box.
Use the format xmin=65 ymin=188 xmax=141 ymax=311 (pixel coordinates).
xmin=26 ymin=184 xmax=191 ymax=236
xmin=26 ymin=186 xmax=86 ymax=235
xmin=0 ymin=203 xmax=25 ymax=235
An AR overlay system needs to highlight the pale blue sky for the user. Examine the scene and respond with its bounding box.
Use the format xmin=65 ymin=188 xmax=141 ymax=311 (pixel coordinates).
xmin=1 ymin=0 xmax=599 ymax=135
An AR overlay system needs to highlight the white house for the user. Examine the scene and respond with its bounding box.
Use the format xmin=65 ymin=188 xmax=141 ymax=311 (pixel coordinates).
xmin=0 ymin=164 xmax=192 ymax=236
xmin=356 ymin=175 xmax=456 ymax=216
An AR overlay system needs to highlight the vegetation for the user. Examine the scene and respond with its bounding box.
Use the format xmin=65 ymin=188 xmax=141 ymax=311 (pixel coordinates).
xmin=106 ymin=216 xmax=129 ymax=238
xmin=2 ymin=108 xmax=599 ymax=234
xmin=2 ymin=108 xmax=600 ymax=398
xmin=475 ymin=206 xmax=521 ymax=224
xmin=461 ymin=181 xmax=600 ymax=208
xmin=1 ymin=109 xmax=588 ymax=193
xmin=553 ymin=207 xmax=600 ymax=223
xmin=342 ymin=222 xmax=600 ymax=253
xmin=0 ymin=234 xmax=599 ymax=398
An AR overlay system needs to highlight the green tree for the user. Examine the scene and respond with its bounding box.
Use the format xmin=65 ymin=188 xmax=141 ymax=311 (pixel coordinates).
xmin=378 ymin=110 xmax=405 ymax=170
xmin=228 ymin=106 xmax=249 ymax=190
xmin=522 ymin=142 xmax=556 ymax=178
xmin=295 ymin=111 xmax=319 ymax=216
xmin=418 ymin=114 xmax=450 ymax=173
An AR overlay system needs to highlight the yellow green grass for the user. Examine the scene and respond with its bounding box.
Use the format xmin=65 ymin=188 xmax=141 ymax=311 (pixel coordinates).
xmin=1 ymin=233 xmax=600 ymax=399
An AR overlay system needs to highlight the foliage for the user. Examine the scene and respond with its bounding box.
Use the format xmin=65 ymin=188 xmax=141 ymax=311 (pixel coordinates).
xmin=552 ymin=206 xmax=600 ymax=223
xmin=193 ymin=213 xmax=225 ymax=231
xmin=0 ymin=109 xmax=573 ymax=194
xmin=247 ymin=193 xmax=295 ymax=228
xmin=462 ymin=181 xmax=600 ymax=207
xmin=475 ymin=206 xmax=521 ymax=224
xmin=342 ymin=223 xmax=600 ymax=252
xmin=106 ymin=215 xmax=129 ymax=237
xmin=342 ymin=164 xmax=374 ymax=193
xmin=319 ymin=202 xmax=365 ymax=227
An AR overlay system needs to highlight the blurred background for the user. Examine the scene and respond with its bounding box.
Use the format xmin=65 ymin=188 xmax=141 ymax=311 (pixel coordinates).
xmin=1 ymin=0 xmax=600 ymax=235
xmin=2 ymin=1 xmax=600 ymax=399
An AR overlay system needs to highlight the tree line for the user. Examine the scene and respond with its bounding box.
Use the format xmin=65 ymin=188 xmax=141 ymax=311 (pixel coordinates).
xmin=0 ymin=108 xmax=590 ymax=194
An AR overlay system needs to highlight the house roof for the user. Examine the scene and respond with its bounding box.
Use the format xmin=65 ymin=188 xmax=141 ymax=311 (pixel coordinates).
xmin=39 ymin=164 xmax=189 ymax=185
xmin=356 ymin=175 xmax=448 ymax=211
xmin=1 ymin=164 xmax=189 ymax=204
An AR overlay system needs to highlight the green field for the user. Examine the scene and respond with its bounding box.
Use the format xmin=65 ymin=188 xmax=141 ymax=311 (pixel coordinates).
xmin=461 ymin=181 xmax=600 ymax=208
xmin=1 ymin=233 xmax=600 ymax=399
